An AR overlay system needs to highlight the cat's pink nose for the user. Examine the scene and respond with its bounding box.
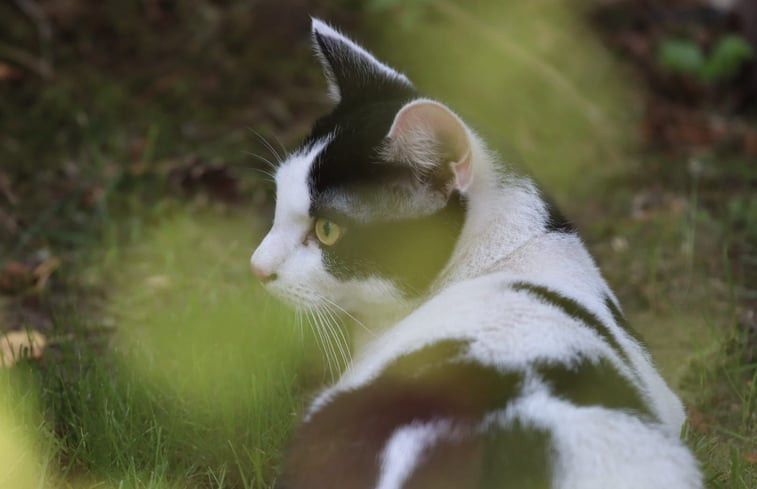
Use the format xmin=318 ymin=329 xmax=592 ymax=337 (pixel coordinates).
xmin=252 ymin=264 xmax=277 ymax=283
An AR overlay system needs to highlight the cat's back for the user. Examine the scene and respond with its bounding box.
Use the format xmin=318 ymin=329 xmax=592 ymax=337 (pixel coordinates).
xmin=337 ymin=232 xmax=667 ymax=413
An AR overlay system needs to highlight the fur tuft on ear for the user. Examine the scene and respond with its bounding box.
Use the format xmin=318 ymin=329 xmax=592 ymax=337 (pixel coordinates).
xmin=311 ymin=17 xmax=413 ymax=103
xmin=382 ymin=99 xmax=473 ymax=193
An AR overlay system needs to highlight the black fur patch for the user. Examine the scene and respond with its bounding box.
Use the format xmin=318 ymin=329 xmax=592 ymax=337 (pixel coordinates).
xmin=316 ymin=192 xmax=466 ymax=295
xmin=312 ymin=29 xmax=413 ymax=105
xmin=537 ymin=357 xmax=654 ymax=418
xmin=543 ymin=195 xmax=575 ymax=233
xmin=511 ymin=282 xmax=633 ymax=368
xmin=403 ymin=421 xmax=553 ymax=489
xmin=277 ymin=340 xmax=525 ymax=489
xmin=604 ymin=295 xmax=647 ymax=347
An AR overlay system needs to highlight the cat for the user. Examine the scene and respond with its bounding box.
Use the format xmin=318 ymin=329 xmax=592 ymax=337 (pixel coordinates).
xmin=250 ymin=18 xmax=702 ymax=489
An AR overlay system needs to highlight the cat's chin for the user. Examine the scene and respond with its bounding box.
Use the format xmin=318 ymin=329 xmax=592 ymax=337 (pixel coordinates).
xmin=263 ymin=275 xmax=413 ymax=333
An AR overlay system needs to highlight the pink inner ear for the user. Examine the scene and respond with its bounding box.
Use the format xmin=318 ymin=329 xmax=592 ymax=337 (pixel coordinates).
xmin=452 ymin=151 xmax=472 ymax=192
xmin=387 ymin=100 xmax=473 ymax=192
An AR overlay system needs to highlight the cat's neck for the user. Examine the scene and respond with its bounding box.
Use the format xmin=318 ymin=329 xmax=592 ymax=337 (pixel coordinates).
xmin=350 ymin=139 xmax=549 ymax=352
xmin=433 ymin=140 xmax=549 ymax=289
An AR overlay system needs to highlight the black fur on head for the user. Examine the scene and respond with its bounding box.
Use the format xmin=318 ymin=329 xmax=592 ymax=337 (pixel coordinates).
xmin=310 ymin=18 xmax=414 ymax=104
xmin=300 ymin=19 xmax=467 ymax=297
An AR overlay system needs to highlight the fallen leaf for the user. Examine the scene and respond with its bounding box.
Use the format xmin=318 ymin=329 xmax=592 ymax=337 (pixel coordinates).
xmin=32 ymin=257 xmax=61 ymax=292
xmin=746 ymin=453 xmax=757 ymax=464
xmin=0 ymin=331 xmax=46 ymax=368
xmin=0 ymin=257 xmax=60 ymax=294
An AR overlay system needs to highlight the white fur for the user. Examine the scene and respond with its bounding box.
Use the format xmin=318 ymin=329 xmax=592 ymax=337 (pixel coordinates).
xmin=251 ymin=139 xmax=327 ymax=281
xmin=376 ymin=422 xmax=452 ymax=489
xmin=251 ymin=136 xmax=411 ymax=322
xmin=320 ymin=183 xmax=448 ymax=223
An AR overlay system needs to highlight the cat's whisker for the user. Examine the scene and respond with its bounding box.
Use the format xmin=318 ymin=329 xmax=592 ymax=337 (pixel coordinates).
xmin=302 ymin=308 xmax=319 ymax=356
xmin=269 ymin=132 xmax=288 ymax=162
xmin=315 ymin=306 xmax=345 ymax=377
xmin=320 ymin=304 xmax=352 ymax=367
xmin=313 ymin=308 xmax=336 ymax=378
xmin=309 ymin=294 xmax=354 ymax=368
xmin=295 ymin=308 xmax=305 ymax=342
xmin=249 ymin=128 xmax=284 ymax=164
xmin=306 ymin=307 xmax=330 ymax=379
xmin=318 ymin=304 xmax=350 ymax=368
xmin=307 ymin=306 xmax=337 ymax=381
xmin=245 ymin=151 xmax=279 ymax=172
xmin=319 ymin=295 xmax=374 ymax=337
xmin=250 ymin=166 xmax=277 ymax=184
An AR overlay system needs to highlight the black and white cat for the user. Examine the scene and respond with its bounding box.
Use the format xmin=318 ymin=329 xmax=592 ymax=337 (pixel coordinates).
xmin=250 ymin=18 xmax=702 ymax=489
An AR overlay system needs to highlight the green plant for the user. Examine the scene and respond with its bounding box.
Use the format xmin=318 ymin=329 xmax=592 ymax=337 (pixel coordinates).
xmin=657 ymin=35 xmax=755 ymax=84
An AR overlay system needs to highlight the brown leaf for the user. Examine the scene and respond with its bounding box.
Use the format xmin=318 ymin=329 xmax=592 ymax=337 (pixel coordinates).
xmin=0 ymin=257 xmax=60 ymax=294
xmin=32 ymin=257 xmax=61 ymax=292
xmin=745 ymin=453 xmax=757 ymax=464
xmin=0 ymin=331 xmax=46 ymax=368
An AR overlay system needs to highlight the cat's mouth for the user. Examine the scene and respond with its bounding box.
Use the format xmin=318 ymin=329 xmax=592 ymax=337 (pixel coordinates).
xmin=263 ymin=282 xmax=328 ymax=310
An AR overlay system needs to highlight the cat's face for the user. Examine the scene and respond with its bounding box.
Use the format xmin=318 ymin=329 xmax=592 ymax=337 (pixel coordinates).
xmin=251 ymin=19 xmax=475 ymax=320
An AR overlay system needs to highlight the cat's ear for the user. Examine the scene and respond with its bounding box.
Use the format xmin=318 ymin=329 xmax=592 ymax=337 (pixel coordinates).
xmin=383 ymin=99 xmax=473 ymax=193
xmin=311 ymin=17 xmax=412 ymax=102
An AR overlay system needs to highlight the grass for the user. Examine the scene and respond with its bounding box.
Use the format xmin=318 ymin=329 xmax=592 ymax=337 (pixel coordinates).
xmin=3 ymin=208 xmax=313 ymax=489
xmin=1 ymin=0 xmax=755 ymax=487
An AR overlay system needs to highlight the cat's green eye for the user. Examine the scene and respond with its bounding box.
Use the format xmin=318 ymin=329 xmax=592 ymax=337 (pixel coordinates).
xmin=314 ymin=218 xmax=343 ymax=246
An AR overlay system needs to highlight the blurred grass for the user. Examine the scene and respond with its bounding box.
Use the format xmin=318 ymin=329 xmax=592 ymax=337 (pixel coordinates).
xmin=0 ymin=0 xmax=754 ymax=487
xmin=369 ymin=0 xmax=638 ymax=200
xmin=0 ymin=374 xmax=56 ymax=489
xmin=3 ymin=207 xmax=312 ymax=488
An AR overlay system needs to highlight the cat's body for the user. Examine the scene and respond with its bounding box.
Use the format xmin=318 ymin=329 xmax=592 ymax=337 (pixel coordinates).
xmin=251 ymin=19 xmax=702 ymax=489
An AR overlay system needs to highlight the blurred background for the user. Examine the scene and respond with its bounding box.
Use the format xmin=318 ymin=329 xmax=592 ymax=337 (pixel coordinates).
xmin=0 ymin=0 xmax=755 ymax=488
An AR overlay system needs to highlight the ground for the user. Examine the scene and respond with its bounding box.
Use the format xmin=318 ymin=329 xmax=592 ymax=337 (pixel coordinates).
xmin=0 ymin=1 xmax=754 ymax=488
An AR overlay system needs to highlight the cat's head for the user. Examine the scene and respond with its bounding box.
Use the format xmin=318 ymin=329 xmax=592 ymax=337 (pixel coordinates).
xmin=251 ymin=18 xmax=478 ymax=320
